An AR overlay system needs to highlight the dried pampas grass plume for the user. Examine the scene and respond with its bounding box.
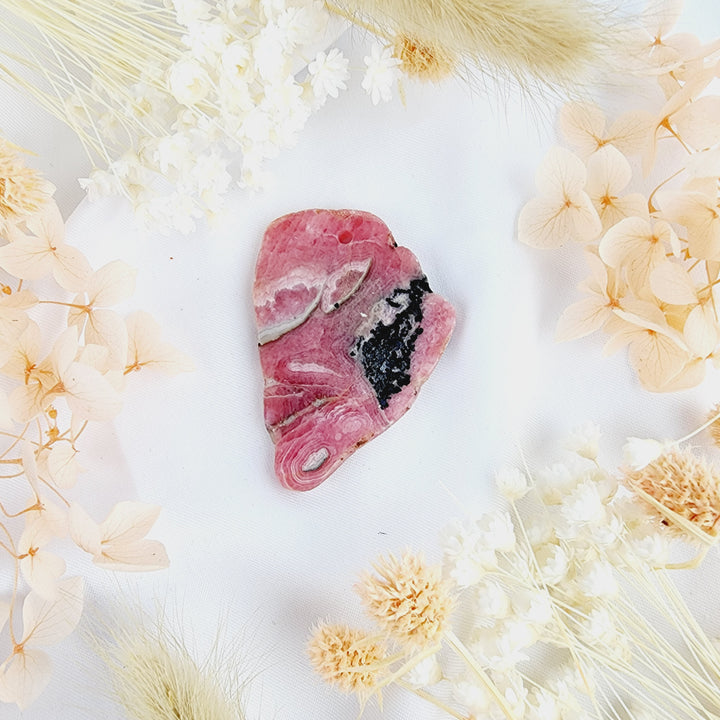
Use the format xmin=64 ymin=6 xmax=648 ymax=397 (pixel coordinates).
xmin=329 ymin=0 xmax=627 ymax=91
xmin=91 ymin=603 xmax=249 ymax=720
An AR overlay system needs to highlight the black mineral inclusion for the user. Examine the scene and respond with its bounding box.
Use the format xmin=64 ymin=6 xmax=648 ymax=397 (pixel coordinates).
xmin=351 ymin=276 xmax=431 ymax=409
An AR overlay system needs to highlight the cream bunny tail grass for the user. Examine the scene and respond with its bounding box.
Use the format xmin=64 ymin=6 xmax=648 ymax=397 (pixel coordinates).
xmin=89 ymin=602 xmax=249 ymax=720
xmin=329 ymin=0 xmax=629 ymax=90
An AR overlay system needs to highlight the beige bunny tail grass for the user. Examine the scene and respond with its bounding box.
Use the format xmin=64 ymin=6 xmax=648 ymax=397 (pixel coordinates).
xmin=89 ymin=602 xmax=249 ymax=720
xmin=331 ymin=0 xmax=632 ymax=92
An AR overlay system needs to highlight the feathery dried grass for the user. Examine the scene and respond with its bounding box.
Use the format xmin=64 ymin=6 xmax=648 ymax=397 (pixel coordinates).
xmin=329 ymin=0 xmax=626 ymax=91
xmin=91 ymin=604 xmax=248 ymax=720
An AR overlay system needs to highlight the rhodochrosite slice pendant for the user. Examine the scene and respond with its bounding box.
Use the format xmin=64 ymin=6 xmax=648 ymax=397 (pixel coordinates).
xmin=254 ymin=209 xmax=455 ymax=490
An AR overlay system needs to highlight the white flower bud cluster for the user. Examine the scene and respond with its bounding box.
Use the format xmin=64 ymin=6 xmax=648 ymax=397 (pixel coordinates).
xmin=431 ymin=423 xmax=697 ymax=719
xmin=73 ymin=1 xmax=404 ymax=233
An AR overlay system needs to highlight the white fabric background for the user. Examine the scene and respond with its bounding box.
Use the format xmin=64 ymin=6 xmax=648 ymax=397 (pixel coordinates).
xmin=3 ymin=2 xmax=720 ymax=718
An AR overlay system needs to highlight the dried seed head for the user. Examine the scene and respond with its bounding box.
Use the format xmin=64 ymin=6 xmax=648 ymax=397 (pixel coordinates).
xmin=708 ymin=404 xmax=720 ymax=449
xmin=0 ymin=139 xmax=53 ymax=230
xmin=393 ymin=35 xmax=455 ymax=82
xmin=356 ymin=552 xmax=454 ymax=647
xmin=623 ymin=447 xmax=720 ymax=539
xmin=307 ymin=623 xmax=386 ymax=695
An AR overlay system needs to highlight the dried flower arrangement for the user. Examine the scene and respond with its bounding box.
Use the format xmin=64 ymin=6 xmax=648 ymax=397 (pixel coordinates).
xmin=0 ymin=139 xmax=193 ymax=710
xmin=518 ymin=2 xmax=720 ymax=392
xmin=0 ymin=0 xmax=633 ymax=234
xmin=310 ymin=420 xmax=720 ymax=719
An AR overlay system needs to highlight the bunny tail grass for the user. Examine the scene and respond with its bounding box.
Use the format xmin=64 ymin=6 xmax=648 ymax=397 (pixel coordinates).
xmin=90 ymin=603 xmax=249 ymax=720
xmin=329 ymin=0 xmax=630 ymax=91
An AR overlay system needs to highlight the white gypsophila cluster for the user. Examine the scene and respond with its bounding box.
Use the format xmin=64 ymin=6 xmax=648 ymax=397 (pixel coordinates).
xmin=431 ymin=423 xmax=720 ymax=720
xmin=73 ymin=0 xmax=402 ymax=234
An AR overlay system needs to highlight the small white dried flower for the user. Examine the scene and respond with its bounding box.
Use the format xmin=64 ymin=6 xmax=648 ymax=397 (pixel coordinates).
xmin=535 ymin=543 xmax=569 ymax=585
xmin=402 ymin=653 xmax=443 ymax=687
xmin=472 ymin=579 xmax=510 ymax=620
xmin=168 ymin=57 xmax=211 ymax=105
xmin=622 ymin=437 xmax=669 ymax=471
xmin=475 ymin=511 xmax=516 ymax=553
xmin=362 ymin=43 xmax=401 ymax=105
xmin=564 ymin=422 xmax=601 ymax=460
xmin=575 ymin=559 xmax=618 ymax=599
xmin=308 ymin=48 xmax=349 ymax=102
xmin=495 ymin=466 xmax=530 ymax=501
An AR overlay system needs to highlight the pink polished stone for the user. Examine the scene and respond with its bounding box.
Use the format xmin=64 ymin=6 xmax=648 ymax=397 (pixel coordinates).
xmin=254 ymin=209 xmax=455 ymax=490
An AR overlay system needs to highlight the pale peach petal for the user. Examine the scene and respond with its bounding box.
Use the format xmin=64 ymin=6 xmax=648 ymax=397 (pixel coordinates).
xmin=684 ymin=303 xmax=719 ymax=357
xmin=629 ymin=331 xmax=691 ymax=392
xmin=0 ymin=648 xmax=52 ymax=709
xmin=19 ymin=551 xmax=66 ymax=601
xmin=60 ymin=362 xmax=123 ymax=422
xmin=1 ymin=320 xmax=42 ymax=381
xmin=607 ymin=111 xmax=655 ymax=156
xmin=597 ymin=194 xmax=649 ymax=232
xmin=586 ymin=145 xmax=632 ymax=197
xmin=534 ymin=146 xmax=587 ymax=197
xmin=21 ymin=576 xmax=84 ymax=647
xmin=656 ymin=356 xmax=706 ymax=391
xmin=0 ymin=236 xmax=54 ymax=280
xmin=84 ymin=308 xmax=129 ymax=370
xmin=558 ymin=102 xmax=606 ymax=157
xmin=555 ymin=297 xmax=612 ymax=341
xmin=126 ymin=311 xmax=195 ymax=375
xmin=22 ymin=441 xmax=40 ymax=497
xmin=86 ymin=260 xmax=137 ymax=306
xmin=46 ymin=443 xmax=80 ymax=490
xmin=642 ymin=0 xmax=683 ymax=37
xmin=94 ymin=539 xmax=169 ymax=572
xmin=649 ymin=261 xmax=698 ymax=305
xmin=9 ymin=382 xmax=49 ymax=423
xmin=674 ymin=95 xmax=720 ymax=150
xmin=99 ymin=501 xmax=161 ymax=546
xmin=685 ymin=147 xmax=720 ymax=177
xmin=49 ymin=244 xmax=92 ymax=292
xmin=659 ymin=191 xmax=720 ymax=259
xmin=49 ymin=326 xmax=80 ymax=379
xmin=68 ymin=503 xmax=102 ymax=556
xmin=599 ymin=216 xmax=652 ymax=268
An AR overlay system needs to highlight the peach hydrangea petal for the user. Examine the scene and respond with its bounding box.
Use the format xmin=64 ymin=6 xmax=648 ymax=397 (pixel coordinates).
xmin=21 ymin=576 xmax=84 ymax=647
xmin=684 ymin=303 xmax=719 ymax=358
xmin=674 ymin=95 xmax=720 ymax=150
xmin=0 ymin=648 xmax=52 ymax=710
xmin=559 ymin=102 xmax=606 ymax=157
xmin=126 ymin=310 xmax=195 ymax=375
xmin=649 ymin=261 xmax=698 ymax=305
xmin=518 ymin=147 xmax=601 ymax=248
xmin=658 ymin=191 xmax=720 ymax=260
xmin=555 ymin=296 xmax=613 ymax=341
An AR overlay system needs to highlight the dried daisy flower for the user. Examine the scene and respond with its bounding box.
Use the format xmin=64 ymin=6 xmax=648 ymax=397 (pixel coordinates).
xmin=0 ymin=138 xmax=53 ymax=231
xmin=307 ymin=623 xmax=386 ymax=697
xmin=356 ymin=552 xmax=454 ymax=648
xmin=623 ymin=447 xmax=720 ymax=542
